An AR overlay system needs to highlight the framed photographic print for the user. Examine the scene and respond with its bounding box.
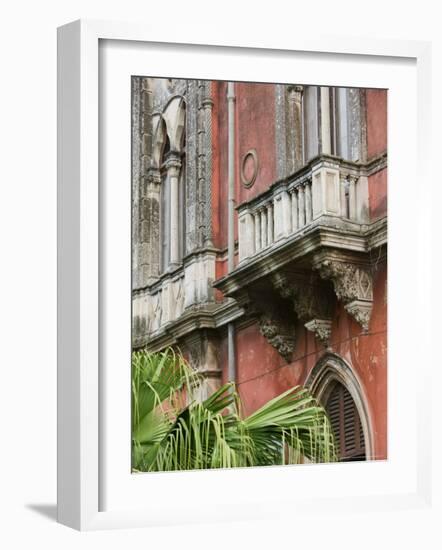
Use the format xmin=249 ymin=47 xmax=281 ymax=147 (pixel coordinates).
xmin=57 ymin=19 xmax=432 ymax=530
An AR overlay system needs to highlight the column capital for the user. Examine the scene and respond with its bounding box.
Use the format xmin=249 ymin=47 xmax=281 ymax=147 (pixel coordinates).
xmin=164 ymin=152 xmax=182 ymax=175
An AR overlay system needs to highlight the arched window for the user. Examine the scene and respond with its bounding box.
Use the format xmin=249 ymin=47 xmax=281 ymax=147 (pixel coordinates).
xmin=306 ymin=352 xmax=373 ymax=461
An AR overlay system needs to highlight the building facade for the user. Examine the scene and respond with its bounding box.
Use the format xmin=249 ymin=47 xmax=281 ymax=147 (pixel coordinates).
xmin=132 ymin=77 xmax=387 ymax=462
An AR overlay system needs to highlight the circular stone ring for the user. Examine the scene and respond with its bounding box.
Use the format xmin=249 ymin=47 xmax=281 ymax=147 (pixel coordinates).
xmin=240 ymin=149 xmax=259 ymax=188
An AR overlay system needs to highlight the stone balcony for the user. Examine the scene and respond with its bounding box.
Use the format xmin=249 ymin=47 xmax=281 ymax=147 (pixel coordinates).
xmin=214 ymin=154 xmax=387 ymax=360
xmin=238 ymin=155 xmax=372 ymax=263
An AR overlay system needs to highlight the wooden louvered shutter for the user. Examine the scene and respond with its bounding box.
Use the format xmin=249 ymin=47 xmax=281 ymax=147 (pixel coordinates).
xmin=325 ymin=382 xmax=366 ymax=461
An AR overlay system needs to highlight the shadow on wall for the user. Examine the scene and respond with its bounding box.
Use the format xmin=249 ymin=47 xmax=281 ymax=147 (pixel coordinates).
xmin=25 ymin=503 xmax=57 ymax=522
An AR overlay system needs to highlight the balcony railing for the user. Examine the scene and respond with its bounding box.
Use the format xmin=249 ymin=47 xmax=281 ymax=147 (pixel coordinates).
xmin=238 ymin=156 xmax=369 ymax=263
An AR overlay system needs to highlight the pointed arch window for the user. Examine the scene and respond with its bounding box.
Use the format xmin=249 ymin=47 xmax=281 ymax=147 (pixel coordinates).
xmin=306 ymin=352 xmax=374 ymax=462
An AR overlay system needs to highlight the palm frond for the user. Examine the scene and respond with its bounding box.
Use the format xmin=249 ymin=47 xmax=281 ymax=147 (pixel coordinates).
xmin=132 ymin=349 xmax=337 ymax=471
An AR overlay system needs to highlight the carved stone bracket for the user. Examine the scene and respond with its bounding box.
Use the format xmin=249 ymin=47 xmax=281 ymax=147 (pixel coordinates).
xmin=344 ymin=300 xmax=372 ymax=332
xmin=258 ymin=312 xmax=295 ymax=363
xmin=271 ymin=271 xmax=333 ymax=347
xmin=304 ymin=319 xmax=332 ymax=347
xmin=313 ymin=258 xmax=373 ymax=331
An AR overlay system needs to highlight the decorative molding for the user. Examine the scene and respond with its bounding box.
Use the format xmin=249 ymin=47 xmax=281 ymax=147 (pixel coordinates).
xmin=185 ymin=80 xmax=214 ymax=251
xmin=202 ymin=80 xmax=214 ymax=247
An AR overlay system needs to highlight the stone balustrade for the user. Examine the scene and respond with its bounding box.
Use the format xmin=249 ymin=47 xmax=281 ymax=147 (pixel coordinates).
xmin=238 ymin=157 xmax=369 ymax=262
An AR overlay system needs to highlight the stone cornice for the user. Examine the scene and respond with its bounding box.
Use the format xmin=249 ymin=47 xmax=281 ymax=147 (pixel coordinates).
xmin=366 ymin=216 xmax=387 ymax=250
xmin=133 ymin=300 xmax=246 ymax=351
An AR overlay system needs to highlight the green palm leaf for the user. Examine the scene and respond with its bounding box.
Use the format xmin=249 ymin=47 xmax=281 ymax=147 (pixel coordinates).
xmin=132 ymin=349 xmax=337 ymax=471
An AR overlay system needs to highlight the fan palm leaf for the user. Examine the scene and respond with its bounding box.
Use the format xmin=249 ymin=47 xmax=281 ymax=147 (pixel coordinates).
xmin=132 ymin=349 xmax=337 ymax=472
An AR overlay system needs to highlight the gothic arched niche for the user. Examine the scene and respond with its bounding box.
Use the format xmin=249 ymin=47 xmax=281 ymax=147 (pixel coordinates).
xmin=305 ymin=352 xmax=374 ymax=461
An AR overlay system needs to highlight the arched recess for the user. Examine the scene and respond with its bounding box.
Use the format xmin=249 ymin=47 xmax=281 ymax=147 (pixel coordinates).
xmin=305 ymin=352 xmax=375 ymax=461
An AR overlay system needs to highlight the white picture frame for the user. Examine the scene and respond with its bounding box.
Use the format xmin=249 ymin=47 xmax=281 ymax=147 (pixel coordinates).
xmin=57 ymin=19 xmax=433 ymax=531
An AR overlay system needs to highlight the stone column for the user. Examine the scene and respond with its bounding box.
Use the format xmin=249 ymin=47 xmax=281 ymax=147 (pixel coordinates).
xmin=305 ymin=179 xmax=312 ymax=224
xmin=348 ymin=175 xmax=357 ymax=221
xmin=267 ymin=203 xmax=274 ymax=245
xmin=320 ymin=87 xmax=332 ymax=155
xmin=260 ymin=208 xmax=267 ymax=249
xmin=254 ymin=211 xmax=261 ymax=251
xmin=165 ymin=153 xmax=182 ymax=266
xmin=288 ymin=85 xmax=304 ymax=171
xmin=298 ymin=185 xmax=305 ymax=227
xmin=291 ymin=189 xmax=298 ymax=232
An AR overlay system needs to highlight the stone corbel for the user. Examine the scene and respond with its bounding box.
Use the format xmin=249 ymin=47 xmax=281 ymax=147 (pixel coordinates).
xmin=246 ymin=286 xmax=296 ymax=362
xmin=271 ymin=271 xmax=333 ymax=348
xmin=304 ymin=319 xmax=332 ymax=348
xmin=313 ymin=257 xmax=373 ymax=331
xmin=258 ymin=312 xmax=295 ymax=363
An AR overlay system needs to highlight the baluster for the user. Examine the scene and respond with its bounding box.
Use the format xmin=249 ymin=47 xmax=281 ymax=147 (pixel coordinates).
xmin=291 ymin=188 xmax=298 ymax=232
xmin=298 ymin=184 xmax=306 ymax=227
xmin=267 ymin=203 xmax=274 ymax=245
xmin=305 ymin=179 xmax=312 ymax=224
xmin=254 ymin=211 xmax=261 ymax=251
